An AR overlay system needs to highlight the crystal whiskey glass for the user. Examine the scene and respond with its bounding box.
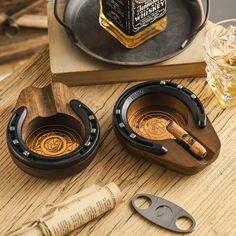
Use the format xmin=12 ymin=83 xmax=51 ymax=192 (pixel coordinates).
xmin=205 ymin=19 xmax=236 ymax=107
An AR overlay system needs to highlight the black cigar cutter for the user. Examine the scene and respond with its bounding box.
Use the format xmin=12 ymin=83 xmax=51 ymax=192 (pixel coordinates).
xmin=131 ymin=193 xmax=196 ymax=233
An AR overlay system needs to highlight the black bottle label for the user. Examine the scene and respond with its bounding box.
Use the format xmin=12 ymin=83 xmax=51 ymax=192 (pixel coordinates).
xmin=132 ymin=0 xmax=167 ymax=33
xmin=102 ymin=0 xmax=167 ymax=35
xmin=102 ymin=0 xmax=128 ymax=33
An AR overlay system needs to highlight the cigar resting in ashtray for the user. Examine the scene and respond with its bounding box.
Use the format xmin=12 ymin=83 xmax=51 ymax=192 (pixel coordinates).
xmin=167 ymin=121 xmax=207 ymax=159
xmin=7 ymin=183 xmax=122 ymax=236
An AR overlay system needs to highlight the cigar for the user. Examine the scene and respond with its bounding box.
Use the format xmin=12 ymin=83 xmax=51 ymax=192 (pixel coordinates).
xmin=167 ymin=121 xmax=207 ymax=159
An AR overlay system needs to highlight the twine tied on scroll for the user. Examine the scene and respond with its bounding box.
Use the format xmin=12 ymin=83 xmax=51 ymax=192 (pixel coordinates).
xmin=7 ymin=183 xmax=123 ymax=236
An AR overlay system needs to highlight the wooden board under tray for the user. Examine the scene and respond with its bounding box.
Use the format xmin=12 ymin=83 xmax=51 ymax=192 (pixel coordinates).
xmin=48 ymin=1 xmax=211 ymax=86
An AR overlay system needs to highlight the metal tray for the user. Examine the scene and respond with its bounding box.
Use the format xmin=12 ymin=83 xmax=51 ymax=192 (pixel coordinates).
xmin=63 ymin=0 xmax=205 ymax=66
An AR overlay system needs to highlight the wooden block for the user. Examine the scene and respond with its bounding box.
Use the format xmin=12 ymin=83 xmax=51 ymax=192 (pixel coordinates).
xmin=48 ymin=2 xmax=209 ymax=85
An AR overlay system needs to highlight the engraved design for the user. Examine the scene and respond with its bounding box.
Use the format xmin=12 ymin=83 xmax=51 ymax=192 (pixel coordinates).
xmin=129 ymin=109 xmax=185 ymax=141
xmin=26 ymin=126 xmax=81 ymax=157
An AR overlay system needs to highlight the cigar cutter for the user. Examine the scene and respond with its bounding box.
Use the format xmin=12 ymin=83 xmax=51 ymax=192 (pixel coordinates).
xmin=131 ymin=194 xmax=196 ymax=233
xmin=113 ymin=81 xmax=221 ymax=175
xmin=7 ymin=83 xmax=100 ymax=179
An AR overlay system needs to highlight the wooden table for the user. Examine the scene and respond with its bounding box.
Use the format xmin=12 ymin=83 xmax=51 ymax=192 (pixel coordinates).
xmin=0 ymin=47 xmax=235 ymax=236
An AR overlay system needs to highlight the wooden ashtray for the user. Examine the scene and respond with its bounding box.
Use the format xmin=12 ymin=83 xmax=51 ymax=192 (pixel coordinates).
xmin=113 ymin=81 xmax=221 ymax=175
xmin=7 ymin=83 xmax=100 ymax=178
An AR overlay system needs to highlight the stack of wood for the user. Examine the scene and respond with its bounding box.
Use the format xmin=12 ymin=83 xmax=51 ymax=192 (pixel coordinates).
xmin=0 ymin=0 xmax=48 ymax=64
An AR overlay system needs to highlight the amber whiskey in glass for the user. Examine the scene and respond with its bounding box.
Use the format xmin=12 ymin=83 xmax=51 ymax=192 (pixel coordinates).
xmin=99 ymin=0 xmax=167 ymax=48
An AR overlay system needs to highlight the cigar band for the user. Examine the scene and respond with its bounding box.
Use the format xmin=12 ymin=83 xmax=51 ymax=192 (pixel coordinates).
xmin=182 ymin=133 xmax=196 ymax=145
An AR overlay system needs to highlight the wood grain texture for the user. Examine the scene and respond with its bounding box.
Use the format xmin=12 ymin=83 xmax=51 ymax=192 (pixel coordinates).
xmin=0 ymin=33 xmax=48 ymax=63
xmin=16 ymin=83 xmax=77 ymax=125
xmin=0 ymin=58 xmax=28 ymax=81
xmin=15 ymin=82 xmax=85 ymax=141
xmin=0 ymin=47 xmax=235 ymax=236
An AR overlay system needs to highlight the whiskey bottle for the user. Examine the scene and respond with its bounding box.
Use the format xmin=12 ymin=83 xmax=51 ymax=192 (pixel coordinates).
xmin=99 ymin=0 xmax=167 ymax=48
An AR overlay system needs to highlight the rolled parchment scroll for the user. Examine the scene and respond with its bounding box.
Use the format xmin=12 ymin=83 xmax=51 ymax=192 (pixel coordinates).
xmin=7 ymin=183 xmax=122 ymax=236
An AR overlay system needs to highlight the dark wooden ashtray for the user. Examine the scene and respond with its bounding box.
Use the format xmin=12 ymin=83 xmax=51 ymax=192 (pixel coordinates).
xmin=7 ymin=83 xmax=100 ymax=178
xmin=113 ymin=81 xmax=221 ymax=175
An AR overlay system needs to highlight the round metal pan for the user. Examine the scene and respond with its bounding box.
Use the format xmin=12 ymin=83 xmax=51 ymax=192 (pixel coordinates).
xmin=64 ymin=0 xmax=204 ymax=66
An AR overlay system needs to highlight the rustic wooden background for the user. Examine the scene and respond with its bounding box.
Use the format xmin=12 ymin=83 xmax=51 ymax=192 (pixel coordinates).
xmin=0 ymin=0 xmax=35 ymax=15
xmin=0 ymin=48 xmax=235 ymax=235
xmin=0 ymin=0 xmax=48 ymax=64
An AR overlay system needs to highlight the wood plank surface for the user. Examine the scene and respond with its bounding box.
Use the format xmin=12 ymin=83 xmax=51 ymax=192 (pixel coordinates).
xmin=0 ymin=58 xmax=28 ymax=81
xmin=0 ymin=47 xmax=235 ymax=236
xmin=0 ymin=27 xmax=48 ymax=64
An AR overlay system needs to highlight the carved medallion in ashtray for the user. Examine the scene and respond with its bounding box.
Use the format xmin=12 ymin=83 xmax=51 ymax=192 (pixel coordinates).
xmin=7 ymin=83 xmax=100 ymax=178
